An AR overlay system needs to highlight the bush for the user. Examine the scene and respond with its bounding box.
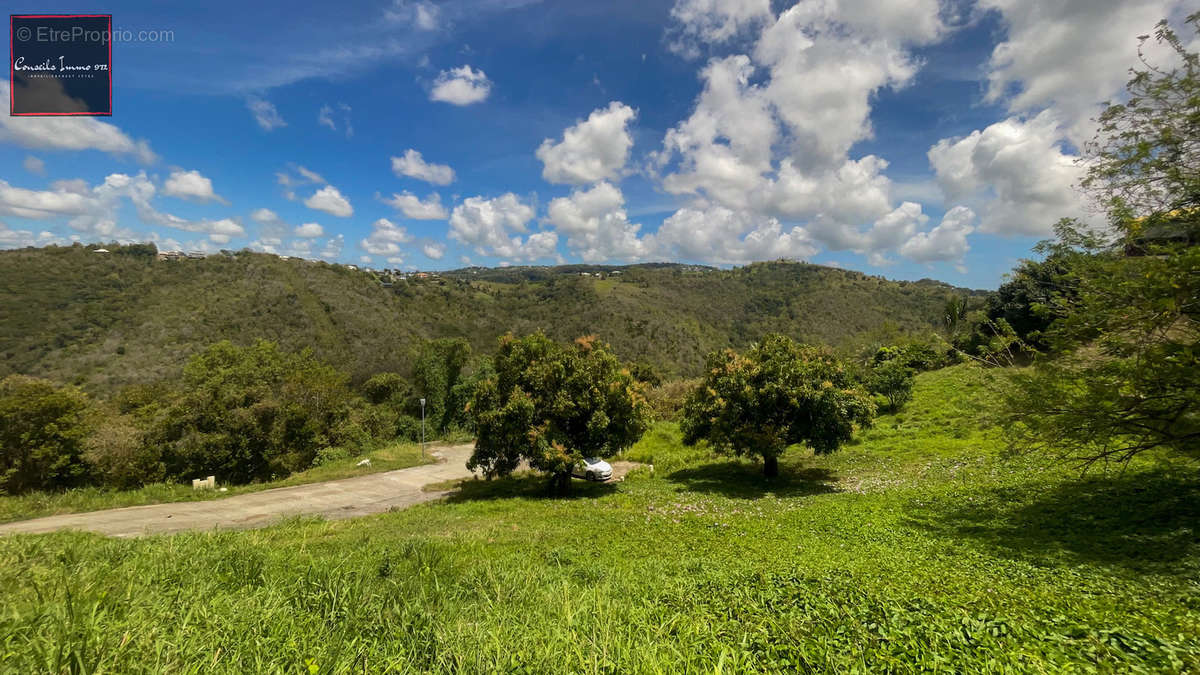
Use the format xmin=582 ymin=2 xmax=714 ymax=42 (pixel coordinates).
xmin=144 ymin=340 xmax=359 ymax=484
xmin=84 ymin=412 xmax=162 ymax=489
xmin=0 ymin=375 xmax=95 ymax=494
xmin=644 ymin=378 xmax=700 ymax=422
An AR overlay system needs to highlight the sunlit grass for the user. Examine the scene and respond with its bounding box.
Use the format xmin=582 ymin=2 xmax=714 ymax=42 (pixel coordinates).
xmin=0 ymin=365 xmax=1196 ymax=672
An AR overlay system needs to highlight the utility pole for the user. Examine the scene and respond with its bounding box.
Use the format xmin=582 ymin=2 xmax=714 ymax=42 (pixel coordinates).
xmin=419 ymin=398 xmax=426 ymax=458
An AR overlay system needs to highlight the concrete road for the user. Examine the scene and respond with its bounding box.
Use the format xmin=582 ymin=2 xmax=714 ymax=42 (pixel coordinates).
xmin=0 ymin=444 xmax=478 ymax=538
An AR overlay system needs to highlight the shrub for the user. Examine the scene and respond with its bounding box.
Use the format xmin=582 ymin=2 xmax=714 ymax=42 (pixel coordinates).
xmin=0 ymin=375 xmax=95 ymax=494
xmin=146 ymin=340 xmax=359 ymax=484
xmin=644 ymin=378 xmax=700 ymax=422
xmin=84 ymin=412 xmax=162 ymax=489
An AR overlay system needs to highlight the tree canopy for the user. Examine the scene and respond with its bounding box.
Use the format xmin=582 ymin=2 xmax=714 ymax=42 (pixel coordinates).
xmin=681 ymin=335 xmax=875 ymax=478
xmin=467 ymin=333 xmax=651 ymax=494
xmin=1005 ymin=15 xmax=1200 ymax=466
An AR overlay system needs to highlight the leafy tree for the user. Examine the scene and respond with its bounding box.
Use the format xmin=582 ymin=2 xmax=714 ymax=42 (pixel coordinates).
xmin=0 ymin=375 xmax=95 ymax=494
xmin=412 ymin=338 xmax=471 ymax=432
xmin=1005 ymin=16 xmax=1200 ymax=465
xmin=681 ymin=335 xmax=876 ymax=478
xmin=467 ymin=333 xmax=650 ymax=495
xmin=866 ymin=358 xmax=915 ymax=412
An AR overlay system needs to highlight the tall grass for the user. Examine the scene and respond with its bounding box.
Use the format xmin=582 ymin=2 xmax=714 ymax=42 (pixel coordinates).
xmin=0 ymin=366 xmax=1196 ymax=673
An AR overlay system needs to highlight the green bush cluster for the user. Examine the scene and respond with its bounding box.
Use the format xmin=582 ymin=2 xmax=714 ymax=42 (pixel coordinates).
xmin=0 ymin=338 xmax=478 ymax=495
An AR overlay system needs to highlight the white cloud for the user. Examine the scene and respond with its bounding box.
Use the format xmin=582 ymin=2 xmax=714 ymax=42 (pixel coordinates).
xmin=666 ymin=0 xmax=773 ymax=58
xmin=304 ymin=185 xmax=353 ymax=217
xmin=361 ymin=217 xmax=413 ymax=256
xmin=422 ymin=242 xmax=446 ymax=259
xmin=250 ymin=208 xmax=282 ymax=225
xmin=545 ymin=182 xmax=648 ymax=262
xmin=391 ymin=149 xmax=455 ymax=185
xmin=0 ymin=222 xmax=61 ymax=249
xmin=318 ymin=102 xmax=353 ymax=138
xmin=163 ymin=169 xmax=228 ymax=205
xmin=23 ymin=156 xmax=45 ymax=176
xmin=0 ymin=179 xmax=96 ymax=220
xmin=449 ymin=193 xmax=557 ymax=261
xmin=980 ymin=0 xmax=1179 ymax=145
xmin=649 ymin=206 xmax=817 ymax=265
xmin=928 ymin=112 xmax=1090 ymax=236
xmin=246 ymin=96 xmax=286 ymax=131
xmin=536 ymin=102 xmax=637 ymax=185
xmin=384 ymin=191 xmax=448 ymax=219
xmin=294 ymin=222 xmax=324 ymax=238
xmin=0 ymin=81 xmax=156 ymax=163
xmin=430 ymin=65 xmax=492 ymax=105
xmin=900 ymin=206 xmax=976 ymax=267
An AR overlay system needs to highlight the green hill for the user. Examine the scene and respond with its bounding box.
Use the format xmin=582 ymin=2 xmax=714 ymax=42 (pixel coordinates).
xmin=0 ymin=244 xmax=985 ymax=394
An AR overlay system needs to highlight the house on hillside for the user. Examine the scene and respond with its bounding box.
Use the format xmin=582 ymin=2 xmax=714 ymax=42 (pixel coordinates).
xmin=186 ymin=251 xmax=207 ymax=259
xmin=93 ymin=248 xmax=110 ymax=254
xmin=157 ymin=250 xmax=185 ymax=261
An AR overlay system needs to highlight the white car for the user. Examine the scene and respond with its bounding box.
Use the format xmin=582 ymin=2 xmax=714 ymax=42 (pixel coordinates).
xmin=574 ymin=457 xmax=613 ymax=481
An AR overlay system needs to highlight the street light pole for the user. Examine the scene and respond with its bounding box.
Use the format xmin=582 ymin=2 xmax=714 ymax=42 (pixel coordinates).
xmin=419 ymin=398 xmax=426 ymax=458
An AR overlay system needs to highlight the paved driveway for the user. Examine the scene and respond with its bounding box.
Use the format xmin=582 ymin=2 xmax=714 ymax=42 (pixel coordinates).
xmin=0 ymin=444 xmax=478 ymax=538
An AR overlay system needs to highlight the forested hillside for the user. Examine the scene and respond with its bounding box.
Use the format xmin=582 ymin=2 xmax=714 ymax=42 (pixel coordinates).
xmin=0 ymin=244 xmax=983 ymax=394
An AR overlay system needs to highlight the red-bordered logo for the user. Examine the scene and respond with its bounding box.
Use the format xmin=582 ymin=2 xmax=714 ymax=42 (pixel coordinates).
xmin=10 ymin=14 xmax=113 ymax=116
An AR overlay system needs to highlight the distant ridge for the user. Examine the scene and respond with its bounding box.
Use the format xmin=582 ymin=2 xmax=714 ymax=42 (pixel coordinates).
xmin=0 ymin=244 xmax=987 ymax=394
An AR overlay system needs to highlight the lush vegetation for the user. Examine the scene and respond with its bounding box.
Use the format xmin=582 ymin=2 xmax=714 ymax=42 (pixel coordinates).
xmin=681 ymin=335 xmax=875 ymax=477
xmin=0 ymin=367 xmax=1195 ymax=673
xmin=468 ymin=333 xmax=650 ymax=494
xmin=0 ymin=248 xmax=976 ymax=395
xmin=0 ymin=339 xmax=471 ymax=497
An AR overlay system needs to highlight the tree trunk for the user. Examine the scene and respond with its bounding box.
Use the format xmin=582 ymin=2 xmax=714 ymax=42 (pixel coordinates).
xmin=547 ymin=471 xmax=572 ymax=496
xmin=763 ymin=454 xmax=779 ymax=478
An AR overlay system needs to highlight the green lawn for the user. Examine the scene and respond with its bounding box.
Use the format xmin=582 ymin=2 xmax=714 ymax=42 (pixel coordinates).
xmin=0 ymin=439 xmax=445 ymax=524
xmin=0 ymin=365 xmax=1196 ymax=673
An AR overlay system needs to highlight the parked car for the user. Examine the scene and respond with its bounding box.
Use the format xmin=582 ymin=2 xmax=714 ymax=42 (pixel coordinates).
xmin=574 ymin=457 xmax=613 ymax=481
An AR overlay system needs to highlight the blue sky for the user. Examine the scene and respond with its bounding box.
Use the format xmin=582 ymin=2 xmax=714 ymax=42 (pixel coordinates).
xmin=1 ymin=0 xmax=1193 ymax=288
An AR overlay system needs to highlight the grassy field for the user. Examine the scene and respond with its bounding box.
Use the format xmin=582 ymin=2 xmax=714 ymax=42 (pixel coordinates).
xmin=0 ymin=439 xmax=447 ymax=524
xmin=0 ymin=365 xmax=1197 ymax=672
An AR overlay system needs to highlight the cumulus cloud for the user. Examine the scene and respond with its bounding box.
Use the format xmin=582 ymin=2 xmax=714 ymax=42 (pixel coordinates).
xmin=361 ymin=217 xmax=413 ymax=257
xmin=648 ymin=206 xmax=818 ymax=265
xmin=0 ymin=81 xmax=156 ymax=163
xmin=384 ymin=191 xmax=448 ymax=219
xmin=391 ymin=149 xmax=455 ymax=185
xmin=163 ymin=169 xmax=228 ymax=205
xmin=294 ymin=222 xmax=324 ymax=238
xmin=0 ymin=222 xmax=62 ymax=249
xmin=449 ymin=193 xmax=557 ymax=261
xmin=430 ymin=65 xmax=491 ymax=105
xmin=666 ymin=0 xmax=773 ymax=58
xmin=545 ymin=182 xmax=648 ymax=262
xmin=304 ymin=185 xmax=353 ymax=217
xmin=928 ymin=111 xmax=1090 ymax=235
xmin=646 ymin=0 xmax=983 ymax=268
xmin=537 ymin=102 xmax=636 ymax=185
xmin=422 ymin=242 xmax=446 ymax=259
xmin=980 ymin=0 xmax=1179 ymax=145
xmin=246 ymin=96 xmax=286 ymax=131
xmin=900 ymin=206 xmax=976 ymax=268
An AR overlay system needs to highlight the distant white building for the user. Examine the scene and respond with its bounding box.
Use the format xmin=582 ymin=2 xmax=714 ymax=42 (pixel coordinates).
xmin=93 ymin=248 xmax=110 ymax=253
